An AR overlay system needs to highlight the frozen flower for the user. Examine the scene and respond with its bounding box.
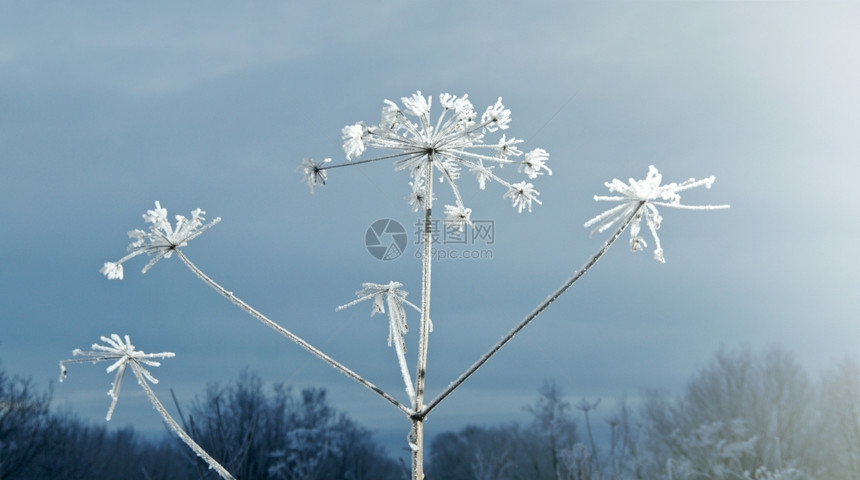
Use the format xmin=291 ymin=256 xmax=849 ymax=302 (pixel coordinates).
xmin=406 ymin=178 xmax=433 ymax=212
xmin=496 ymin=135 xmax=523 ymax=160
xmin=444 ymin=204 xmax=473 ymax=232
xmin=504 ymin=181 xmax=541 ymax=213
xmin=470 ymin=161 xmax=494 ymax=190
xmin=584 ymin=165 xmax=730 ymax=262
xmin=59 ymin=334 xmax=174 ymax=420
xmin=101 ymin=201 xmax=220 ymax=279
xmin=336 ymin=281 xmax=425 ymax=404
xmin=299 ymin=158 xmax=331 ymax=193
xmin=520 ymin=148 xmax=552 ymax=178
xmin=100 ymin=261 xmax=124 ymax=280
xmin=336 ymin=281 xmax=424 ymax=346
xmin=342 ymin=123 xmax=370 ymax=160
xmin=301 ymin=91 xmax=550 ymax=214
xmin=481 ymin=97 xmax=512 ymax=132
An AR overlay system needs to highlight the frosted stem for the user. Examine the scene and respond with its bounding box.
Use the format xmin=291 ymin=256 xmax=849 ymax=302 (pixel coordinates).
xmin=132 ymin=366 xmax=236 ymax=480
xmin=411 ymin=160 xmax=435 ymax=480
xmin=420 ymin=201 xmax=646 ymax=416
xmin=394 ymin=336 xmax=417 ymax=406
xmin=175 ymin=250 xmax=412 ymax=416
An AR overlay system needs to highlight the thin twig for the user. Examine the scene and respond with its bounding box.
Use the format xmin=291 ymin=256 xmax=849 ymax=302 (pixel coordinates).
xmin=175 ymin=250 xmax=413 ymax=416
xmin=420 ymin=201 xmax=646 ymax=417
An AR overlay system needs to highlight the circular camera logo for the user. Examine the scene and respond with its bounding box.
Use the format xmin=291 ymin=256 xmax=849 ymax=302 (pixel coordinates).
xmin=365 ymin=219 xmax=407 ymax=261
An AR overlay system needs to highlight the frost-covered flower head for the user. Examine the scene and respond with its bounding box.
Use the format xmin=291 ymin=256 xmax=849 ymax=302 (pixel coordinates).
xmin=298 ymin=158 xmax=331 ymax=193
xmin=584 ymin=165 xmax=729 ymax=262
xmin=336 ymin=281 xmax=426 ymax=404
xmin=336 ymin=281 xmax=426 ymax=348
xmin=59 ymin=334 xmax=175 ymax=420
xmin=100 ymin=201 xmax=220 ymax=280
xmin=301 ymin=92 xmax=551 ymax=217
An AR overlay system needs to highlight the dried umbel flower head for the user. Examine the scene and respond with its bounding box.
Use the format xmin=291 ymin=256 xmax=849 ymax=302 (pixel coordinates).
xmin=585 ymin=165 xmax=729 ymax=262
xmin=100 ymin=201 xmax=220 ymax=279
xmin=59 ymin=334 xmax=175 ymax=420
xmin=302 ymin=92 xmax=551 ymax=217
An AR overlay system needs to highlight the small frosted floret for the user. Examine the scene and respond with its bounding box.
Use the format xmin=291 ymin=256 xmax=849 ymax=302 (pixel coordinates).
xmin=504 ymin=181 xmax=541 ymax=213
xmin=584 ymin=165 xmax=730 ymax=262
xmin=100 ymin=201 xmax=220 ymax=279
xmin=299 ymin=158 xmax=331 ymax=193
xmin=301 ymin=91 xmax=551 ymax=216
xmin=520 ymin=148 xmax=552 ymax=179
xmin=444 ymin=204 xmax=473 ymax=232
xmin=336 ymin=281 xmax=425 ymax=347
xmin=336 ymin=281 xmax=425 ymax=404
xmin=59 ymin=334 xmax=174 ymax=420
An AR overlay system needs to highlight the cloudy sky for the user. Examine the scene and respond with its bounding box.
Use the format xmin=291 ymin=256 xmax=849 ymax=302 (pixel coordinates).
xmin=2 ymin=1 xmax=858 ymax=456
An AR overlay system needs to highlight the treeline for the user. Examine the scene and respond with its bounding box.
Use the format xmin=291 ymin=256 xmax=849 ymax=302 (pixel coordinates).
xmin=4 ymin=346 xmax=858 ymax=479
xmin=427 ymin=346 xmax=860 ymax=480
xmin=0 ymin=367 xmax=401 ymax=479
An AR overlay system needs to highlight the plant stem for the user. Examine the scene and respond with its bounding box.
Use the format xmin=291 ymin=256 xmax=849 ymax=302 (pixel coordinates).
xmin=133 ymin=365 xmax=236 ymax=480
xmin=412 ymin=160 xmax=435 ymax=480
xmin=394 ymin=331 xmax=417 ymax=406
xmin=174 ymin=250 xmax=412 ymax=416
xmin=420 ymin=201 xmax=646 ymax=417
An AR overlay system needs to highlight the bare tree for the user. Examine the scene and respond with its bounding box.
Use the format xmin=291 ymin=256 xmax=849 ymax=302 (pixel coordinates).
xmin=818 ymin=356 xmax=860 ymax=479
xmin=640 ymin=345 xmax=820 ymax=479
xmin=0 ymin=367 xmax=51 ymax=479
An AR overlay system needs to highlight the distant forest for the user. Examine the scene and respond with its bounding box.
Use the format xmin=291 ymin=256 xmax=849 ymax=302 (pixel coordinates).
xmin=2 ymin=345 xmax=858 ymax=479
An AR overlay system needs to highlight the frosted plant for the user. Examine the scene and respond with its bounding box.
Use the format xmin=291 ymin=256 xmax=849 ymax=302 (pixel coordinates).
xmin=584 ymin=165 xmax=730 ymax=262
xmin=99 ymin=200 xmax=414 ymax=419
xmin=336 ymin=282 xmax=424 ymax=405
xmin=298 ymin=158 xmax=331 ymax=193
xmin=69 ymin=90 xmax=732 ymax=480
xmin=59 ymin=335 xmax=237 ymax=480
xmin=503 ymin=181 xmax=541 ymax=213
xmin=444 ymin=204 xmax=472 ymax=232
xmin=300 ymin=91 xmax=551 ymax=218
xmin=59 ymin=333 xmax=175 ymax=421
xmin=100 ymin=201 xmax=220 ymax=279
xmin=299 ymin=92 xmax=552 ymax=479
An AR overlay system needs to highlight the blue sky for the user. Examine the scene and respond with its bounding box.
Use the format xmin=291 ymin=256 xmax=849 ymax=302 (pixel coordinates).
xmin=2 ymin=1 xmax=859 ymax=455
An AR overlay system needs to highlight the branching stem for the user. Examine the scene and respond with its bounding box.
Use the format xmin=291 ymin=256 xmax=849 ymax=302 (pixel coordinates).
xmin=175 ymin=250 xmax=412 ymax=416
xmin=420 ymin=201 xmax=646 ymax=417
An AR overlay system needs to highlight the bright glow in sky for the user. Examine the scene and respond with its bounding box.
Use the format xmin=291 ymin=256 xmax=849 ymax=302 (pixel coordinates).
xmin=2 ymin=1 xmax=858 ymax=455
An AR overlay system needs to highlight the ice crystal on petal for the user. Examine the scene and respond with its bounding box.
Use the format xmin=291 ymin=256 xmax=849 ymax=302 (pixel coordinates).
xmin=302 ymin=92 xmax=550 ymax=216
xmin=584 ymin=165 xmax=729 ymax=262
xmin=299 ymin=158 xmax=331 ymax=193
xmin=504 ymin=181 xmax=541 ymax=213
xmin=59 ymin=334 xmax=174 ymax=420
xmin=101 ymin=201 xmax=220 ymax=279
